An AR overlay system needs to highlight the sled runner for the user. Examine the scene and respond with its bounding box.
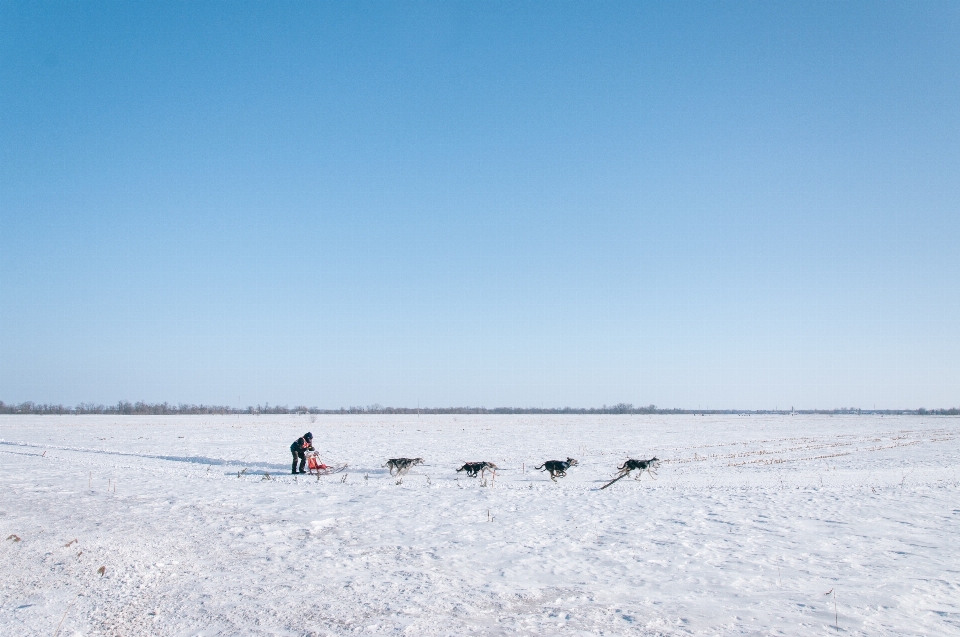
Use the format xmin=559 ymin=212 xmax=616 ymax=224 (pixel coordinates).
xmin=307 ymin=451 xmax=347 ymax=476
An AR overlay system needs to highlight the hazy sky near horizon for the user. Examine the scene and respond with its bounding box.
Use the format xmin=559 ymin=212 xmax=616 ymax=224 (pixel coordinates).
xmin=2 ymin=2 xmax=959 ymax=410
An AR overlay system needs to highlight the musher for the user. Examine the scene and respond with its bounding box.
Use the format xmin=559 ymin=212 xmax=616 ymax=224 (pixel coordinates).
xmin=290 ymin=432 xmax=314 ymax=474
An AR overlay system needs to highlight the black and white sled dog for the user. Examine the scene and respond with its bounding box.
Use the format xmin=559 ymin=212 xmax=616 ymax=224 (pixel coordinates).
xmin=456 ymin=461 xmax=498 ymax=479
xmin=535 ymin=458 xmax=578 ymax=482
xmin=617 ymin=457 xmax=660 ymax=480
xmin=384 ymin=457 xmax=424 ymax=476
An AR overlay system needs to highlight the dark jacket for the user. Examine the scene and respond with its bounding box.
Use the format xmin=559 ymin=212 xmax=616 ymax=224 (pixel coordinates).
xmin=290 ymin=437 xmax=312 ymax=453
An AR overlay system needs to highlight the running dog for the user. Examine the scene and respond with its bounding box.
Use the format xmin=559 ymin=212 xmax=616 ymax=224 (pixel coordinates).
xmin=599 ymin=457 xmax=661 ymax=489
xmin=617 ymin=457 xmax=660 ymax=480
xmin=456 ymin=461 xmax=498 ymax=479
xmin=535 ymin=458 xmax=578 ymax=482
xmin=384 ymin=457 xmax=424 ymax=476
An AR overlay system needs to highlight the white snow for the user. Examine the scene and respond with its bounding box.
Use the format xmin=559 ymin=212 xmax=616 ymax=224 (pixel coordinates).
xmin=1 ymin=414 xmax=958 ymax=636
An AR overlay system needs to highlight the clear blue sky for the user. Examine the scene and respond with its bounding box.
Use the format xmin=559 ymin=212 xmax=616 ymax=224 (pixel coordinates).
xmin=2 ymin=2 xmax=958 ymax=409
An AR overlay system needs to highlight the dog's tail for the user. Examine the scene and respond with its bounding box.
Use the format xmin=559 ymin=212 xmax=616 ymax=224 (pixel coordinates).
xmin=456 ymin=465 xmax=465 ymax=472
xmin=617 ymin=461 xmax=628 ymax=471
xmin=534 ymin=463 xmax=546 ymax=471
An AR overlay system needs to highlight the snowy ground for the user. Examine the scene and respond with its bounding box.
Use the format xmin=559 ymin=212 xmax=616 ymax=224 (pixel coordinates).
xmin=1 ymin=414 xmax=958 ymax=636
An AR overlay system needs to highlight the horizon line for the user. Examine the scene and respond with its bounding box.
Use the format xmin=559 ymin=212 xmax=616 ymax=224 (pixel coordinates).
xmin=2 ymin=400 xmax=957 ymax=417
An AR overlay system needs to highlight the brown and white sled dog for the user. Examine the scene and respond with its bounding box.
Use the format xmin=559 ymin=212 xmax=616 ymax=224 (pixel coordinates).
xmin=535 ymin=458 xmax=578 ymax=482
xmin=384 ymin=457 xmax=424 ymax=476
xmin=456 ymin=461 xmax=498 ymax=479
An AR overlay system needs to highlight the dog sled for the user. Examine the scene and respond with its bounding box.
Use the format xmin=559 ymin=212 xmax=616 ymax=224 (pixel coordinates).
xmin=307 ymin=451 xmax=347 ymax=476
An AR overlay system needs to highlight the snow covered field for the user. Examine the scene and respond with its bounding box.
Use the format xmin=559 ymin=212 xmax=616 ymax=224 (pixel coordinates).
xmin=1 ymin=414 xmax=958 ymax=636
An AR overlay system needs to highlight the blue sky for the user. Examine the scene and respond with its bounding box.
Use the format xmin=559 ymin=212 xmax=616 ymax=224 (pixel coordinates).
xmin=2 ymin=2 xmax=958 ymax=409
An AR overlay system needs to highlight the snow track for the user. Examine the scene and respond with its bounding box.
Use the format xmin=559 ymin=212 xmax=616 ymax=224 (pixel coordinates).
xmin=1 ymin=414 xmax=958 ymax=636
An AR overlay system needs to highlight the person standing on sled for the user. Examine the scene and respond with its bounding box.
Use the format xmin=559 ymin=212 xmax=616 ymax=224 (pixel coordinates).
xmin=290 ymin=432 xmax=314 ymax=474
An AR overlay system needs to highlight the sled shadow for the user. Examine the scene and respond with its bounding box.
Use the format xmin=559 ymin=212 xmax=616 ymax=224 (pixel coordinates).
xmin=0 ymin=441 xmax=288 ymax=471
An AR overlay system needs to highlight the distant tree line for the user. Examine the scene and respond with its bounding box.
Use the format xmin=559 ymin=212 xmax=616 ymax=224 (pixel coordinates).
xmin=0 ymin=401 xmax=243 ymax=415
xmin=1 ymin=400 xmax=957 ymax=416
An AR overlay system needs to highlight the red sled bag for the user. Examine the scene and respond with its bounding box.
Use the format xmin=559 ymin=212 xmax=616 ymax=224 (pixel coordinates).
xmin=307 ymin=451 xmax=347 ymax=476
xmin=306 ymin=451 xmax=348 ymax=476
xmin=307 ymin=451 xmax=327 ymax=474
